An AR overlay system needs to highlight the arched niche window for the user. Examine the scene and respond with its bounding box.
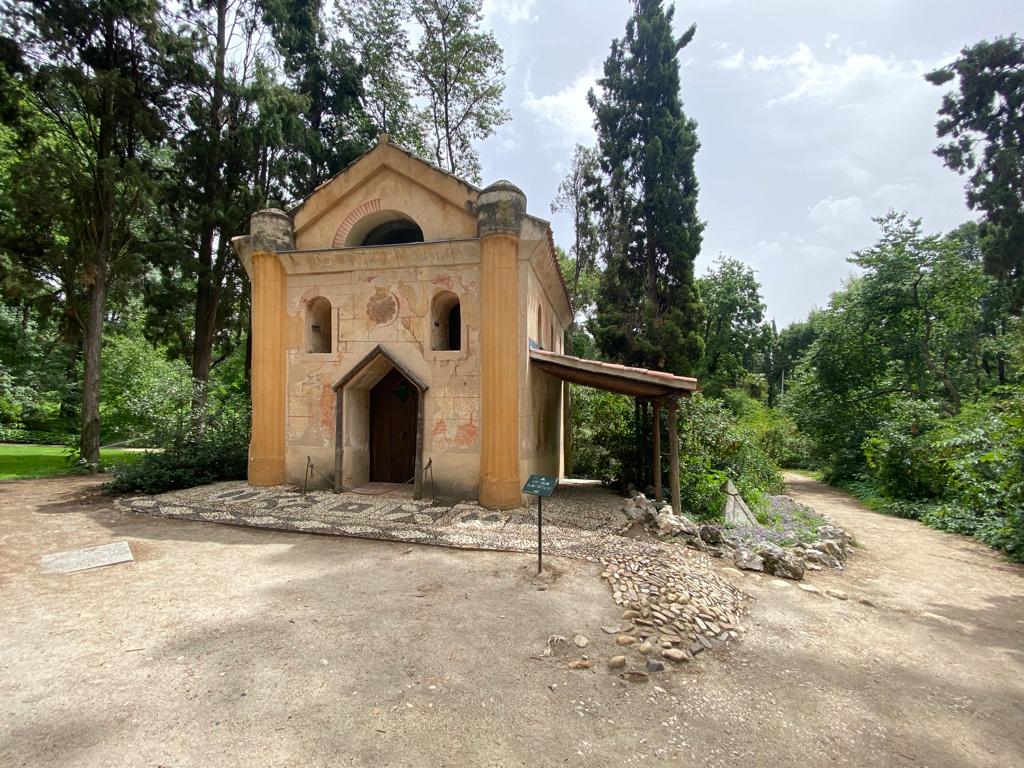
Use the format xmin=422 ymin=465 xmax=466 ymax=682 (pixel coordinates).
xmin=431 ymin=292 xmax=462 ymax=351
xmin=306 ymin=297 xmax=332 ymax=353
xmin=345 ymin=210 xmax=424 ymax=247
xmin=536 ymin=305 xmax=543 ymax=348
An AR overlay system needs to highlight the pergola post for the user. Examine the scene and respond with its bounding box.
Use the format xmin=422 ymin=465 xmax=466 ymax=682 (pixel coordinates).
xmin=652 ymin=400 xmax=662 ymax=503
xmin=667 ymin=398 xmax=680 ymax=515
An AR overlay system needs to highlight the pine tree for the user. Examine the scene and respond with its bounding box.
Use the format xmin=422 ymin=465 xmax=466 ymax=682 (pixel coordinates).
xmin=926 ymin=36 xmax=1024 ymax=313
xmin=587 ymin=0 xmax=705 ymax=375
xmin=150 ymin=0 xmax=292 ymax=403
xmin=261 ymin=0 xmax=371 ymax=192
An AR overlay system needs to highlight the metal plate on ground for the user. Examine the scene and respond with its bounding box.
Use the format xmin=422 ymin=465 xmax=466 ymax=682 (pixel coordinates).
xmin=40 ymin=541 xmax=134 ymax=574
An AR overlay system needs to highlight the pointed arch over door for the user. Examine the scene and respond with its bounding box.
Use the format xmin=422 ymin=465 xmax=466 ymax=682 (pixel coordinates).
xmin=332 ymin=345 xmax=429 ymax=497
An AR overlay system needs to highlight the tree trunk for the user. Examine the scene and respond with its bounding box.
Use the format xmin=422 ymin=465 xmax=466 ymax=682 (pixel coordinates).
xmin=191 ymin=230 xmax=222 ymax=415
xmin=190 ymin=0 xmax=228 ymax=416
xmin=79 ymin=257 xmax=107 ymax=468
xmin=60 ymin=343 xmax=80 ymax=425
xmin=79 ymin=14 xmax=117 ymax=469
xmin=644 ymin=234 xmax=657 ymax=305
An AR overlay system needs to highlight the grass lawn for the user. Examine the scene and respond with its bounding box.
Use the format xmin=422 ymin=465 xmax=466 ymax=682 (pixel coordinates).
xmin=0 ymin=444 xmax=144 ymax=481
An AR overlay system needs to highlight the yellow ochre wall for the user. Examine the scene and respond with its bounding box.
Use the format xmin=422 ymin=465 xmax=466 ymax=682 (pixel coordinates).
xmin=283 ymin=240 xmax=483 ymax=498
xmin=237 ymin=137 xmax=572 ymax=507
xmin=521 ymin=220 xmax=571 ymax=491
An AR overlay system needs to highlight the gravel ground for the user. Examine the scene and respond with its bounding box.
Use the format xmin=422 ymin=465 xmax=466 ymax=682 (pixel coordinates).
xmin=2 ymin=474 xmax=1023 ymax=767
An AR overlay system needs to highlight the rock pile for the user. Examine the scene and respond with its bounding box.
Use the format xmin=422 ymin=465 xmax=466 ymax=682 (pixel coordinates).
xmin=623 ymin=491 xmax=853 ymax=581
xmin=599 ymin=545 xmax=746 ymax=664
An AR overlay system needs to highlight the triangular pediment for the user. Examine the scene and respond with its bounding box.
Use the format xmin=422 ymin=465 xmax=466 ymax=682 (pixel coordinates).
xmin=290 ymin=137 xmax=481 ymax=250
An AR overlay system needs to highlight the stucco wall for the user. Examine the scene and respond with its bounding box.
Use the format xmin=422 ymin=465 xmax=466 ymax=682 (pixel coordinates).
xmin=240 ymin=139 xmax=575 ymax=507
xmin=293 ymin=165 xmax=478 ymax=250
xmin=282 ymin=240 xmax=482 ymax=499
xmin=519 ymin=239 xmax=568 ymax=489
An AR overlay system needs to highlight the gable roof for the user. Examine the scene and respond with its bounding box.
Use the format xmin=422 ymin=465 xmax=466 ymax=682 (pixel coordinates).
xmin=286 ymin=134 xmax=573 ymax=316
xmin=288 ymin=134 xmax=480 ymax=218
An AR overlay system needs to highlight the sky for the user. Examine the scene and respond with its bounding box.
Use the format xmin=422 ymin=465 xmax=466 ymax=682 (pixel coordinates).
xmin=474 ymin=0 xmax=1024 ymax=327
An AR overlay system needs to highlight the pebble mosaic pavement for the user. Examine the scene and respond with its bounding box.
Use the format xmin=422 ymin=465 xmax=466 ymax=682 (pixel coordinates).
xmin=118 ymin=481 xmax=641 ymax=557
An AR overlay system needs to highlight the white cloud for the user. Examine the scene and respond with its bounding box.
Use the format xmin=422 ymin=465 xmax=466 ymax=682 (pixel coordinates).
xmin=808 ymin=182 xmax=922 ymax=236
xmin=482 ymin=0 xmax=536 ymax=24
xmin=825 ymin=155 xmax=874 ymax=186
xmin=483 ymin=122 xmax=522 ymax=154
xmin=808 ymin=195 xmax=866 ymax=235
xmin=717 ymin=49 xmax=745 ymax=70
xmin=522 ymin=67 xmax=600 ymax=148
xmin=732 ymin=40 xmax=928 ymax=107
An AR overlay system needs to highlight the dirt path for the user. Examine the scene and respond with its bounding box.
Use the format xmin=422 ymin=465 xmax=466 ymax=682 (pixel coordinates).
xmin=1 ymin=475 xmax=1022 ymax=767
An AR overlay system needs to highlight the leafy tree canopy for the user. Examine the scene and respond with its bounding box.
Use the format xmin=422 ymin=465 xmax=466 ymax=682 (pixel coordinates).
xmin=926 ymin=35 xmax=1024 ymax=311
xmin=411 ymin=0 xmax=509 ymax=182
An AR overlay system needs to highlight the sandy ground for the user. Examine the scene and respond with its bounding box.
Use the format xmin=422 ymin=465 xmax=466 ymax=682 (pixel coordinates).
xmin=1 ymin=474 xmax=1022 ymax=767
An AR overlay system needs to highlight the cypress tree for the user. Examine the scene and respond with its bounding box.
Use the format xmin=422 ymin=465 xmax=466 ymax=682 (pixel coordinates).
xmin=587 ymin=0 xmax=705 ymax=375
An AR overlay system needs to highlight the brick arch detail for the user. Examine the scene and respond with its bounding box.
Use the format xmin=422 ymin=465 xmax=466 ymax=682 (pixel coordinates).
xmin=332 ymin=198 xmax=383 ymax=247
xmin=296 ymin=286 xmax=322 ymax=311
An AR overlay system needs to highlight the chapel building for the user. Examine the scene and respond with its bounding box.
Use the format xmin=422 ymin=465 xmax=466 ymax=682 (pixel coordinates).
xmin=233 ymin=135 xmax=698 ymax=510
xmin=233 ymin=135 xmax=571 ymax=509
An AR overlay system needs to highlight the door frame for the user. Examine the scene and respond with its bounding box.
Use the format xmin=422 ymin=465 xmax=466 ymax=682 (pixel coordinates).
xmin=333 ymin=345 xmax=429 ymax=498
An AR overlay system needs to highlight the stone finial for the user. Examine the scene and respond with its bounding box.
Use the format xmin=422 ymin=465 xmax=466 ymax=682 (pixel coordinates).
xmin=477 ymin=179 xmax=526 ymax=238
xmin=250 ymin=208 xmax=293 ymax=253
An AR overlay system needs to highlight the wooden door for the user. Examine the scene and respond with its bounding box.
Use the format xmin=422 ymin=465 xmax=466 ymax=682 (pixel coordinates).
xmin=369 ymin=368 xmax=418 ymax=483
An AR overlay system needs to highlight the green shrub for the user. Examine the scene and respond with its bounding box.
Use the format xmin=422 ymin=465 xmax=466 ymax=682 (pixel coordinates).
xmin=842 ymin=389 xmax=1024 ymax=561
xmin=0 ymin=425 xmax=74 ymax=445
xmin=108 ymin=390 xmax=250 ymax=495
xmin=862 ymin=398 xmax=945 ymax=500
xmin=568 ymin=386 xmax=637 ymax=484
xmin=568 ymin=388 xmax=784 ymax=520
xmin=721 ymin=388 xmax=814 ymax=468
xmin=100 ymin=319 xmax=194 ymax=444
xmin=677 ymin=394 xmax=783 ymax=520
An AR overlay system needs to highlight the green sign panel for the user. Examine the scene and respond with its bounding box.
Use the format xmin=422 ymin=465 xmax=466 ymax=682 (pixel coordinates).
xmin=523 ymin=474 xmax=557 ymax=497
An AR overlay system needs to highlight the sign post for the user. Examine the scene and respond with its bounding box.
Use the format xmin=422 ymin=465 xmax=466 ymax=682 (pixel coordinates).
xmin=523 ymin=474 xmax=557 ymax=574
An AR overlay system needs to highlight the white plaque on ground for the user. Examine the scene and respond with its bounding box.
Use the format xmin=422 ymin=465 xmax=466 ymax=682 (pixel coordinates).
xmin=40 ymin=541 xmax=134 ymax=574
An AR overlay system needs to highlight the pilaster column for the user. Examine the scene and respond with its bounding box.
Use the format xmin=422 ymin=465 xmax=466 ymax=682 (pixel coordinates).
xmin=246 ymin=209 xmax=292 ymax=486
xmin=477 ymin=181 xmax=526 ymax=509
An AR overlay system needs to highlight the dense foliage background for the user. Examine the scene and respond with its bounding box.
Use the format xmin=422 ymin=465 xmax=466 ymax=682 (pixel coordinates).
xmin=0 ymin=2 xmax=1021 ymax=559
xmin=0 ymin=0 xmax=508 ymax=486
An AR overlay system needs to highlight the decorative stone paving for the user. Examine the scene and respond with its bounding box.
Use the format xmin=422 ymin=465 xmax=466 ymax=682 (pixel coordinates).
xmin=118 ymin=480 xmax=748 ymax=662
xmin=118 ymin=480 xmax=638 ymax=556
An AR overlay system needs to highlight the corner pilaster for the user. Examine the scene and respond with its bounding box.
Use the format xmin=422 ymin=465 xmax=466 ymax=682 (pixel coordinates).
xmin=246 ymin=209 xmax=292 ymax=486
xmin=477 ymin=181 xmax=526 ymax=509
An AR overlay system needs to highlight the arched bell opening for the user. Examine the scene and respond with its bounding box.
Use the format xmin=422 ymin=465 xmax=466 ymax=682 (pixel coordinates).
xmin=345 ymin=209 xmax=424 ymax=247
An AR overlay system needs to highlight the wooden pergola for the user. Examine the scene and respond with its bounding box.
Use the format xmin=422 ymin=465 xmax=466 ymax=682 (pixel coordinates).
xmin=529 ymin=349 xmax=699 ymax=513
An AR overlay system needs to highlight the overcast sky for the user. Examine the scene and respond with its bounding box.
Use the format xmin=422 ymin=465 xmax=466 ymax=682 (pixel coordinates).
xmin=474 ymin=0 xmax=1023 ymax=327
